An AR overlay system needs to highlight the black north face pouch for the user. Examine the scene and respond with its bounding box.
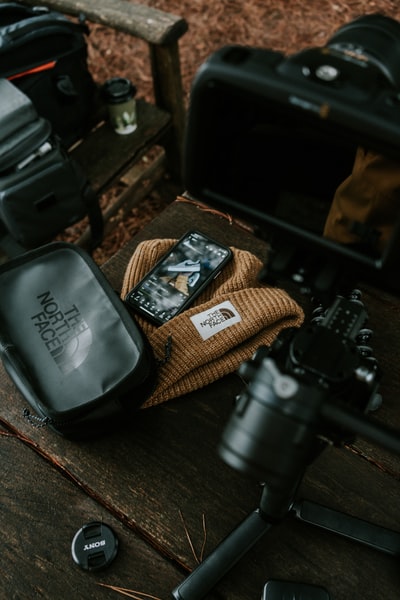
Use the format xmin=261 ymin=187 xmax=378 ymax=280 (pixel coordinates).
xmin=0 ymin=243 xmax=156 ymax=438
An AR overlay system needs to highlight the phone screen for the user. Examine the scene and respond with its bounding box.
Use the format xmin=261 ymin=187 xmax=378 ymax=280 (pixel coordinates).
xmin=125 ymin=231 xmax=232 ymax=324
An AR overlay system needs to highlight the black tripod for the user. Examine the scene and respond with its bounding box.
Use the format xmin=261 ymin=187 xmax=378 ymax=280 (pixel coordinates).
xmin=172 ymin=291 xmax=400 ymax=600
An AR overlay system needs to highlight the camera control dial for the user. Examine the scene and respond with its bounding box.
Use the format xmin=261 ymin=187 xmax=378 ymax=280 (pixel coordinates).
xmin=315 ymin=64 xmax=340 ymax=81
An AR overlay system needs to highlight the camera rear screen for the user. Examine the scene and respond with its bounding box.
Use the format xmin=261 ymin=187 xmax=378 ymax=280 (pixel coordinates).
xmin=189 ymin=83 xmax=400 ymax=261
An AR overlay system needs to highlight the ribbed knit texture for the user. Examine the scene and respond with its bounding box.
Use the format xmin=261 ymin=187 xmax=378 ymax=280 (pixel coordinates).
xmin=122 ymin=239 xmax=304 ymax=407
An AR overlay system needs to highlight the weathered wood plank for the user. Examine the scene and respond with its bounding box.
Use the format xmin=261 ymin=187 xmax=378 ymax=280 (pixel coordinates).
xmin=0 ymin=429 xmax=185 ymax=599
xmin=1 ymin=369 xmax=399 ymax=599
xmin=21 ymin=0 xmax=188 ymax=45
xmin=150 ymin=42 xmax=186 ymax=178
xmin=71 ymin=100 xmax=171 ymax=194
xmin=76 ymin=150 xmax=167 ymax=249
xmin=1 ymin=202 xmax=399 ymax=599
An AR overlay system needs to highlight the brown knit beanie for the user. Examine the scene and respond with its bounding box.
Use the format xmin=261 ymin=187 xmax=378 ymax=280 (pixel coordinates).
xmin=122 ymin=239 xmax=304 ymax=407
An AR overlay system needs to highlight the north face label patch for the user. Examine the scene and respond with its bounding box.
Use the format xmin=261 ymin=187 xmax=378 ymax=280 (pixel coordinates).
xmin=190 ymin=300 xmax=242 ymax=340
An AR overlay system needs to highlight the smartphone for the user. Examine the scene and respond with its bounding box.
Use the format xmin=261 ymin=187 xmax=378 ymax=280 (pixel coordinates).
xmin=124 ymin=230 xmax=232 ymax=325
xmin=262 ymin=580 xmax=330 ymax=600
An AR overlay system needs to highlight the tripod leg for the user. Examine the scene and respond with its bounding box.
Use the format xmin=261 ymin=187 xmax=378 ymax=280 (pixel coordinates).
xmin=292 ymin=499 xmax=400 ymax=556
xmin=172 ymin=508 xmax=272 ymax=600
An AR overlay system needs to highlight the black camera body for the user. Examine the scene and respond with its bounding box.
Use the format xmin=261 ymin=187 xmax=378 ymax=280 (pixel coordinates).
xmin=184 ymin=14 xmax=400 ymax=298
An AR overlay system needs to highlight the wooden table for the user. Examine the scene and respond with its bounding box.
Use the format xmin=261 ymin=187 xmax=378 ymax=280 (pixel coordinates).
xmin=1 ymin=200 xmax=399 ymax=599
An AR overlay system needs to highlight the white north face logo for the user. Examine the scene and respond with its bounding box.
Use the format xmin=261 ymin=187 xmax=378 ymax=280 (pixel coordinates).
xmin=190 ymin=300 xmax=242 ymax=340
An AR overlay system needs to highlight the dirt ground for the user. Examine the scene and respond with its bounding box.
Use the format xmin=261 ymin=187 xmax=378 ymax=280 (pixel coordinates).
xmin=84 ymin=0 xmax=400 ymax=262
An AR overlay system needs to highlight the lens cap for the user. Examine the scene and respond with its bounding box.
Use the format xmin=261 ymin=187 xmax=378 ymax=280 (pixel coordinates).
xmin=71 ymin=521 xmax=119 ymax=571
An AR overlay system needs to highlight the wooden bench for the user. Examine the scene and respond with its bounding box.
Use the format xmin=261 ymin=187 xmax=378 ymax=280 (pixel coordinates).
xmin=16 ymin=0 xmax=188 ymax=248
xmin=1 ymin=199 xmax=400 ymax=599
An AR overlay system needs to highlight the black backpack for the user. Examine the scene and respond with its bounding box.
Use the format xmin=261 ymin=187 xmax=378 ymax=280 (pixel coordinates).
xmin=0 ymin=78 xmax=103 ymax=253
xmin=0 ymin=2 xmax=97 ymax=148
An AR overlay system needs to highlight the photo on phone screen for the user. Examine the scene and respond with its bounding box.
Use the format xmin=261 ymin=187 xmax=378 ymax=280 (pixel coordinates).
xmin=125 ymin=230 xmax=232 ymax=325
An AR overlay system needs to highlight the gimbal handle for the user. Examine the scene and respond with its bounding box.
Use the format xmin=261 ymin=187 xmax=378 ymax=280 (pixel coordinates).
xmin=172 ymin=508 xmax=272 ymax=600
xmin=172 ymin=493 xmax=400 ymax=600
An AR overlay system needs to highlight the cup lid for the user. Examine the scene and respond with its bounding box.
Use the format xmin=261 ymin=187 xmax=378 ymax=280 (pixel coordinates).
xmin=102 ymin=77 xmax=137 ymax=104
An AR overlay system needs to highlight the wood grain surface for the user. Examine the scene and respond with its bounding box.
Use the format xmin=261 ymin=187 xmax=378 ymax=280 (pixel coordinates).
xmin=1 ymin=201 xmax=399 ymax=599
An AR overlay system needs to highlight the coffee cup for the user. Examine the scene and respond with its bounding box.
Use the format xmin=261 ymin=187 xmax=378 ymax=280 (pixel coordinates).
xmin=102 ymin=77 xmax=137 ymax=135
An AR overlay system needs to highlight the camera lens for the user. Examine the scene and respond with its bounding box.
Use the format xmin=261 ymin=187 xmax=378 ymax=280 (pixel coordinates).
xmin=327 ymin=14 xmax=400 ymax=88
